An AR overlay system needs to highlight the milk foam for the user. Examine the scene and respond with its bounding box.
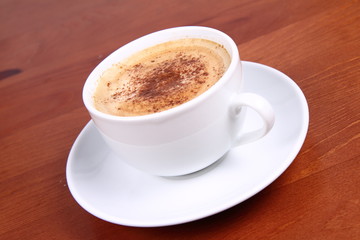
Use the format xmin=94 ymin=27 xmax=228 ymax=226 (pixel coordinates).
xmin=93 ymin=38 xmax=231 ymax=116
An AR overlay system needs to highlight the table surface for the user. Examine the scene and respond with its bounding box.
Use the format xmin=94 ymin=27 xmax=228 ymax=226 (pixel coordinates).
xmin=1 ymin=0 xmax=359 ymax=239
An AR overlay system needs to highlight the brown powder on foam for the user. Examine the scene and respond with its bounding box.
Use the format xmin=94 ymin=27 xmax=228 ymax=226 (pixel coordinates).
xmin=134 ymin=54 xmax=207 ymax=104
xmin=93 ymin=38 xmax=230 ymax=116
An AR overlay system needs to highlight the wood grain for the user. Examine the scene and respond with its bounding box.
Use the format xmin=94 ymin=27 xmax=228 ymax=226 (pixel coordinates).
xmin=1 ymin=0 xmax=359 ymax=239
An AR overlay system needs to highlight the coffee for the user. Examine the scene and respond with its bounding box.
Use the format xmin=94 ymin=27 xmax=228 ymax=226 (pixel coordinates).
xmin=93 ymin=38 xmax=231 ymax=116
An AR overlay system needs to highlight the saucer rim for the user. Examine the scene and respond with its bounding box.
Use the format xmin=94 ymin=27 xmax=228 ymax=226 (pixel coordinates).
xmin=66 ymin=61 xmax=309 ymax=227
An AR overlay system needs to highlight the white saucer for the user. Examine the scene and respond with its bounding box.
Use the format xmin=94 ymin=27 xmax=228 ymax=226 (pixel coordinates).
xmin=66 ymin=61 xmax=309 ymax=227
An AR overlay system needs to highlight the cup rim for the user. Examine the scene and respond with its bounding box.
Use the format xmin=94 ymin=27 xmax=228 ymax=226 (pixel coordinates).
xmin=82 ymin=26 xmax=240 ymax=122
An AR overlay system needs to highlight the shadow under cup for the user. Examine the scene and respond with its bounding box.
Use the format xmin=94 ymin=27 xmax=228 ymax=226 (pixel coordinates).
xmin=82 ymin=26 xmax=259 ymax=176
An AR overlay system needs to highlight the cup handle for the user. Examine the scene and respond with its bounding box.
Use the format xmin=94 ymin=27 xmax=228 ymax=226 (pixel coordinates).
xmin=230 ymin=93 xmax=275 ymax=146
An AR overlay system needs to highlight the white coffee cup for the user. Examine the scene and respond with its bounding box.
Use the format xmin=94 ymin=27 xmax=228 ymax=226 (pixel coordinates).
xmin=82 ymin=26 xmax=275 ymax=176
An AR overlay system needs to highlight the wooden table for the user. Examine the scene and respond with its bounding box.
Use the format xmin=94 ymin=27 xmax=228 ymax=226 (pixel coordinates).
xmin=1 ymin=0 xmax=359 ymax=239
